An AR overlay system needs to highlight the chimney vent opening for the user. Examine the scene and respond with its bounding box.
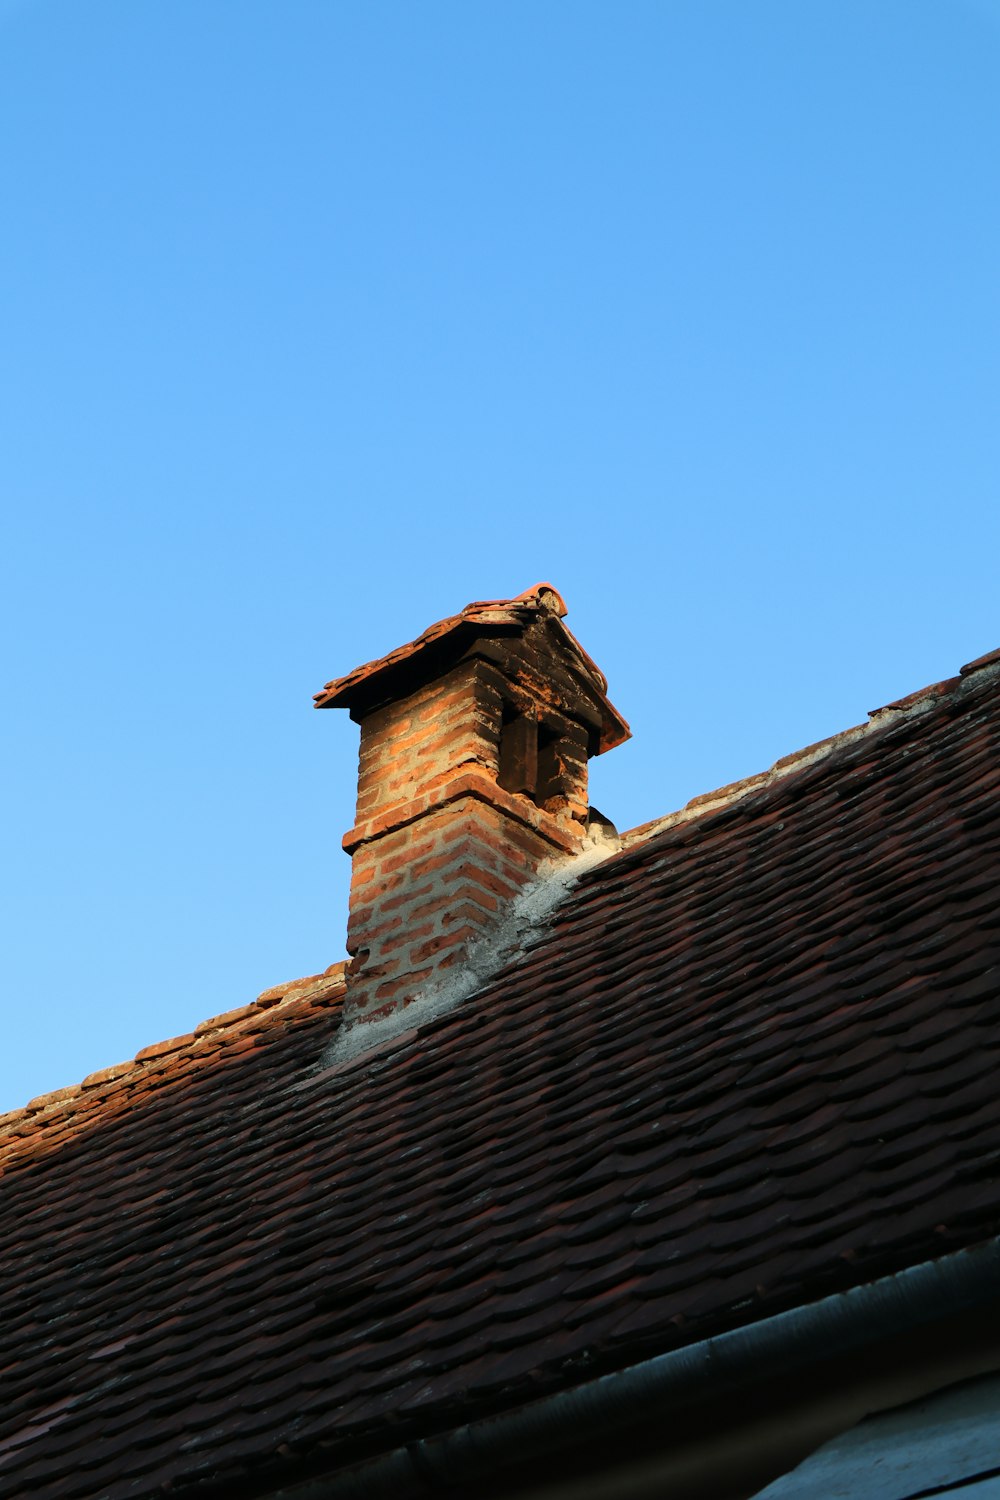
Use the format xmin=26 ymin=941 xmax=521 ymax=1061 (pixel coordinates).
xmin=536 ymin=723 xmax=566 ymax=808
xmin=497 ymin=706 xmax=537 ymax=799
xmin=497 ymin=706 xmax=573 ymax=811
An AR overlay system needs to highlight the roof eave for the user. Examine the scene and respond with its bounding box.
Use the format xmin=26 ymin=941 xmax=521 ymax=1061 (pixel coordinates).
xmin=261 ymin=1236 xmax=1000 ymax=1500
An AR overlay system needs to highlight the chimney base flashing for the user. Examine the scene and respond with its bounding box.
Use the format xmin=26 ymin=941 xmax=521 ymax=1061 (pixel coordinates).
xmin=328 ymin=827 xmax=618 ymax=1062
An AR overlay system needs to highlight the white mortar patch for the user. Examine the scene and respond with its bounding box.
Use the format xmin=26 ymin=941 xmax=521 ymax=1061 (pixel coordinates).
xmin=325 ymin=822 xmax=619 ymax=1065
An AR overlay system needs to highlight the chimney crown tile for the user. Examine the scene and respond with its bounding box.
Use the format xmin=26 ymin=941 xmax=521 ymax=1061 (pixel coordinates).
xmin=313 ymin=583 xmax=629 ymax=753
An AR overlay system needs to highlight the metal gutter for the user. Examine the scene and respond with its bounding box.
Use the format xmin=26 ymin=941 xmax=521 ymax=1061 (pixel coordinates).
xmin=266 ymin=1236 xmax=1000 ymax=1500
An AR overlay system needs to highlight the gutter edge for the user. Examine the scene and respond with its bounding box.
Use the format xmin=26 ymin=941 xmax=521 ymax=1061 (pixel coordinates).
xmin=266 ymin=1235 xmax=1000 ymax=1500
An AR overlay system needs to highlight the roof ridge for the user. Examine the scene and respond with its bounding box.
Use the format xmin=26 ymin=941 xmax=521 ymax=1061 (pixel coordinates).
xmin=621 ymin=647 xmax=1000 ymax=852
xmin=0 ymin=963 xmax=347 ymax=1140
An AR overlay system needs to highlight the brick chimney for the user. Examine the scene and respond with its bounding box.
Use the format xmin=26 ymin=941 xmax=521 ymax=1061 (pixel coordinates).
xmin=314 ymin=585 xmax=629 ymax=1040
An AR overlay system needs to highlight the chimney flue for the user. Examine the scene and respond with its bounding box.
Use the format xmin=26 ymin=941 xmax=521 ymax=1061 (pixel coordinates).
xmin=315 ymin=585 xmax=629 ymax=1041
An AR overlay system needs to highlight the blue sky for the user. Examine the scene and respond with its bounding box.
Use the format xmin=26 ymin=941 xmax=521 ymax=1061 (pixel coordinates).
xmin=2 ymin=0 xmax=998 ymax=1112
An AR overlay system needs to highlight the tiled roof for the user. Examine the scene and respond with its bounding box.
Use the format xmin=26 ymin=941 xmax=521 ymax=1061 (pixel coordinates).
xmin=2 ymin=652 xmax=1000 ymax=1499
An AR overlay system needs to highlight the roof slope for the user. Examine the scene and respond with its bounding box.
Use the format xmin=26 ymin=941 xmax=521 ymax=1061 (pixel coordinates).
xmin=2 ymin=655 xmax=1000 ymax=1499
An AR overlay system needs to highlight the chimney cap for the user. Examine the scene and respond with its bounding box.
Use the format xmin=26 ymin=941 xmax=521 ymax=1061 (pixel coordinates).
xmin=315 ymin=583 xmax=630 ymax=753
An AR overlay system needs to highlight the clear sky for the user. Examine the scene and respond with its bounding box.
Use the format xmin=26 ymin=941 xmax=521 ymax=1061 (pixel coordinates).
xmin=2 ymin=0 xmax=998 ymax=1113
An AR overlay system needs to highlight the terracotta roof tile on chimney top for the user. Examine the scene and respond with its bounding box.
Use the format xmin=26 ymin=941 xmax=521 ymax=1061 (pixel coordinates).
xmin=317 ymin=585 xmax=629 ymax=1046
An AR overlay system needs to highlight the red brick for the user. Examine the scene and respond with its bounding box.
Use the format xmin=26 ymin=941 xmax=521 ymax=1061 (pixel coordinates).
xmin=373 ymin=967 xmax=434 ymax=1001
xmin=409 ymin=891 xmax=470 ymax=923
xmin=377 ymin=837 xmax=437 ymax=878
xmin=409 ymin=848 xmax=465 ymax=882
xmin=411 ymin=927 xmax=477 ymax=964
xmin=465 ymin=865 xmax=522 ymax=901
xmin=375 ymin=922 xmax=436 ymax=956
xmin=442 ymin=900 xmax=496 ymax=929
xmin=379 ymin=882 xmax=434 ymax=915
xmin=352 ymin=914 xmax=403 ymax=946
